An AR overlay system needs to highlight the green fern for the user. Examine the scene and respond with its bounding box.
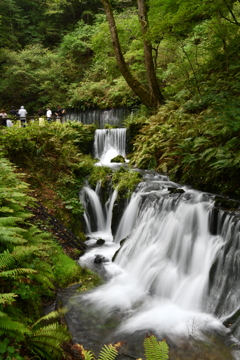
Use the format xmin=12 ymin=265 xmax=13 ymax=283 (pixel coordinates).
xmin=26 ymin=322 xmax=71 ymax=360
xmin=0 ymin=267 xmax=37 ymax=278
xmin=78 ymin=336 xmax=169 ymax=360
xmin=31 ymin=309 xmax=67 ymax=329
xmin=0 ymin=310 xmax=28 ymax=336
xmin=144 ymin=334 xmax=169 ymax=360
xmin=0 ymin=293 xmax=18 ymax=305
xmin=0 ymin=246 xmax=47 ymax=270
xmin=0 ymin=228 xmax=27 ymax=245
xmin=76 ymin=342 xmax=122 ymax=360
xmin=0 ymin=250 xmax=16 ymax=269
xmin=98 ymin=344 xmax=119 ymax=360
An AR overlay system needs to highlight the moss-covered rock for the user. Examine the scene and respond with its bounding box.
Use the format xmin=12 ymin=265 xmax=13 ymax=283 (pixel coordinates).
xmin=110 ymin=155 xmax=125 ymax=163
xmin=214 ymin=196 xmax=240 ymax=210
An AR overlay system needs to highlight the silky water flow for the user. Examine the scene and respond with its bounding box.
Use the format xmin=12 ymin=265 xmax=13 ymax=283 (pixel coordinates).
xmin=93 ymin=128 xmax=127 ymax=165
xmin=66 ymin=129 xmax=240 ymax=359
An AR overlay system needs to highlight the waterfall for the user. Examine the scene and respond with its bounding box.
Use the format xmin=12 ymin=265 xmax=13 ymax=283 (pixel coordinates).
xmin=80 ymin=183 xmax=118 ymax=241
xmin=66 ymin=107 xmax=130 ymax=128
xmin=76 ymin=171 xmax=240 ymax=357
xmin=93 ymin=128 xmax=127 ymax=165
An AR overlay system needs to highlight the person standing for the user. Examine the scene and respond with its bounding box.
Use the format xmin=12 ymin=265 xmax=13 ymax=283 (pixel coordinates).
xmin=55 ymin=106 xmax=63 ymax=123
xmin=61 ymin=108 xmax=66 ymax=123
xmin=46 ymin=108 xmax=52 ymax=123
xmin=18 ymin=106 xmax=28 ymax=127
xmin=0 ymin=109 xmax=7 ymax=126
xmin=9 ymin=106 xmax=18 ymax=118
xmin=9 ymin=106 xmax=18 ymax=126
xmin=37 ymin=109 xmax=44 ymax=117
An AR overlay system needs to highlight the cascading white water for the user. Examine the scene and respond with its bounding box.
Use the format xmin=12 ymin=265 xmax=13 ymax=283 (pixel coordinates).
xmin=66 ymin=108 xmax=129 ymax=128
xmin=80 ymin=183 xmax=118 ymax=242
xmin=73 ymin=129 xmax=240 ymax=358
xmin=79 ymin=183 xmax=119 ymax=269
xmin=78 ymin=171 xmax=240 ymax=354
xmin=93 ymin=128 xmax=126 ymax=165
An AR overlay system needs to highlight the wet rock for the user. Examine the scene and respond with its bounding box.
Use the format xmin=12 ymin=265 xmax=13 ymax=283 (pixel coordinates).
xmin=94 ymin=254 xmax=109 ymax=263
xmin=214 ymin=196 xmax=240 ymax=210
xmin=112 ymin=237 xmax=127 ymax=262
xmin=96 ymin=238 xmax=105 ymax=245
xmin=168 ymin=187 xmax=185 ymax=194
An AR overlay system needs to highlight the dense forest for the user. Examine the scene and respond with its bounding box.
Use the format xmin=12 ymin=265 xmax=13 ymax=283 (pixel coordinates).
xmin=0 ymin=0 xmax=240 ymax=359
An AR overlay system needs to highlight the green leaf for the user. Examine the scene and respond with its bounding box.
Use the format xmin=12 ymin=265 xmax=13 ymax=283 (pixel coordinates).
xmin=0 ymin=338 xmax=9 ymax=354
xmin=7 ymin=346 xmax=16 ymax=354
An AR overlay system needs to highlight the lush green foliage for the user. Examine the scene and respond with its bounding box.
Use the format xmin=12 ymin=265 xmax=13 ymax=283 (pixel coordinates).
xmin=0 ymin=152 xmax=102 ymax=359
xmin=88 ymin=165 xmax=142 ymax=200
xmin=0 ymin=121 xmax=96 ymax=232
xmin=129 ymin=101 xmax=240 ymax=197
xmin=88 ymin=166 xmax=113 ymax=189
xmin=1 ymin=0 xmax=240 ymax=114
xmin=112 ymin=167 xmax=142 ymax=198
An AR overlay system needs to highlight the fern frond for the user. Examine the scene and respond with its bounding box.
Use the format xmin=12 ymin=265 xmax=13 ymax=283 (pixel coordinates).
xmin=0 ymin=246 xmax=44 ymax=269
xmin=0 ymin=250 xmax=15 ymax=269
xmin=31 ymin=272 xmax=54 ymax=289
xmin=0 ymin=293 xmax=18 ymax=304
xmin=73 ymin=344 xmax=95 ymax=360
xmin=30 ymin=322 xmax=70 ymax=341
xmin=144 ymin=334 xmax=169 ymax=360
xmin=12 ymin=245 xmax=46 ymax=262
xmin=27 ymin=322 xmax=71 ymax=359
xmin=211 ymin=159 xmax=234 ymax=170
xmin=27 ymin=342 xmax=65 ymax=360
xmin=0 ymin=311 xmax=28 ymax=335
xmin=32 ymin=309 xmax=67 ymax=329
xmin=200 ymin=147 xmax=218 ymax=162
xmin=0 ymin=227 xmax=27 ymax=245
xmin=0 ymin=267 xmax=37 ymax=278
xmin=0 ymin=207 xmax=14 ymax=214
xmin=98 ymin=344 xmax=119 ymax=360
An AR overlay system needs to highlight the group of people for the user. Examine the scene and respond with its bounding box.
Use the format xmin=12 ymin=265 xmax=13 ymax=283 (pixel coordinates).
xmin=36 ymin=106 xmax=66 ymax=123
xmin=0 ymin=106 xmax=26 ymax=127
xmin=0 ymin=105 xmax=66 ymax=127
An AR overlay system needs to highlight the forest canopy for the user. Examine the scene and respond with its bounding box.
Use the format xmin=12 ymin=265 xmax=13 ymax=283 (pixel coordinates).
xmin=0 ymin=0 xmax=240 ymax=114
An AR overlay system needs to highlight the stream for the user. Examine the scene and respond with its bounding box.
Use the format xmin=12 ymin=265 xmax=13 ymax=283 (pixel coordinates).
xmin=61 ymin=128 xmax=240 ymax=360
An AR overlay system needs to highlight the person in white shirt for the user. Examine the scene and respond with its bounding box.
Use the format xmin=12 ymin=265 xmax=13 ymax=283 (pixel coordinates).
xmin=46 ymin=108 xmax=52 ymax=123
xmin=18 ymin=106 xmax=27 ymax=127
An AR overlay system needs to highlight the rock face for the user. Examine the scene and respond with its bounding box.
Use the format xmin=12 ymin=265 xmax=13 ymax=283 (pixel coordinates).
xmin=214 ymin=195 xmax=240 ymax=210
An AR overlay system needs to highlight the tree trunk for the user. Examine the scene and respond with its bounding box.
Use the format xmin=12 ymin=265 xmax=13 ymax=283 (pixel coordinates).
xmin=100 ymin=0 xmax=161 ymax=110
xmin=136 ymin=0 xmax=165 ymax=107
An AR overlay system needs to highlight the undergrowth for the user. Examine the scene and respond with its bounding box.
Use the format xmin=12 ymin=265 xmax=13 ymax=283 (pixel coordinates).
xmin=129 ymin=100 xmax=240 ymax=197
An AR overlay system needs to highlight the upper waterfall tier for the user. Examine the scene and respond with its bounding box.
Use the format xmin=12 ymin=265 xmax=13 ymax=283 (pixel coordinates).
xmin=66 ymin=108 xmax=130 ymax=128
xmin=93 ymin=128 xmax=127 ymax=165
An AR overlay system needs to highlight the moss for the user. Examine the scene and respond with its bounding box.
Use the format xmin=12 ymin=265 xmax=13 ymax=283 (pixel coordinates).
xmin=104 ymin=124 xmax=119 ymax=129
xmin=88 ymin=166 xmax=113 ymax=188
xmin=112 ymin=166 xmax=142 ymax=198
xmin=110 ymin=155 xmax=125 ymax=163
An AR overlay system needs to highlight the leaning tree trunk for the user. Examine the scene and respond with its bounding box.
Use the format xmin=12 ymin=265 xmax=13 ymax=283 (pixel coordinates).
xmin=101 ymin=0 xmax=160 ymax=111
xmin=136 ymin=0 xmax=164 ymax=107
